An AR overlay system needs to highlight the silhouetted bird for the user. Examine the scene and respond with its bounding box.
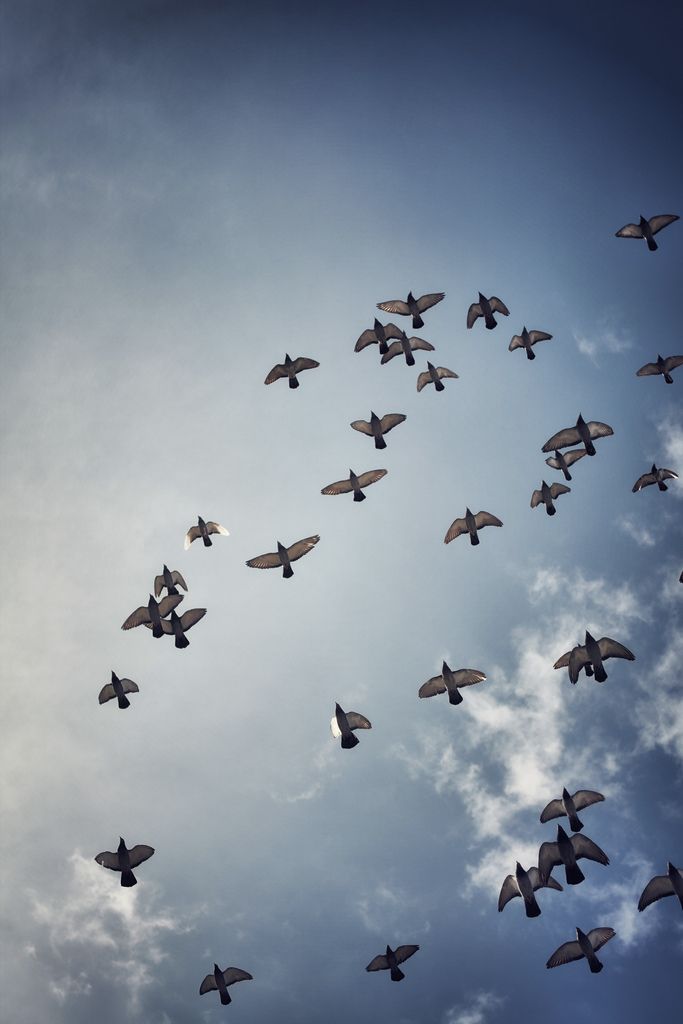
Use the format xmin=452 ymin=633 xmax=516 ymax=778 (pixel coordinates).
xmin=498 ymin=863 xmax=563 ymax=918
xmin=553 ymin=642 xmax=594 ymax=680
xmin=638 ymin=863 xmax=683 ymax=912
xmin=418 ymin=662 xmax=486 ymax=706
xmin=121 ymin=594 xmax=183 ymax=638
xmin=377 ymin=290 xmax=445 ymax=329
xmin=154 ymin=565 xmax=188 ymax=598
xmin=145 ymin=608 xmax=206 ymax=648
xmin=199 ymin=963 xmax=253 ymax=1005
xmin=351 ymin=412 xmax=406 ymax=449
xmin=531 ymin=481 xmax=571 ymax=515
xmin=509 ymin=327 xmax=553 ymax=360
xmin=245 ymin=535 xmax=319 ymax=578
xmin=355 ymin=319 xmax=403 ymax=355
xmin=540 ymin=788 xmax=605 ymax=833
xmin=546 ymin=927 xmax=615 ymax=973
xmin=185 ymin=516 xmax=229 ymax=549
xmin=636 ymin=354 xmax=683 ymax=384
xmin=380 ymin=330 xmax=434 ymax=367
xmin=330 ymin=703 xmax=372 ymax=749
xmin=98 ymin=671 xmax=139 ymax=710
xmin=539 ymin=825 xmax=609 ymax=886
xmin=558 ymin=631 xmax=635 ymax=685
xmin=321 ymin=468 xmax=387 ymax=501
xmin=632 ymin=464 xmax=678 ymax=492
xmin=545 ymin=448 xmax=587 ymax=481
xmin=366 ymin=944 xmax=419 ymax=982
xmin=264 ymin=353 xmax=319 ymax=388
xmin=444 ymin=508 xmax=503 ymax=545
xmin=416 ymin=362 xmax=459 ymax=392
xmin=95 ymin=837 xmax=154 ymax=887
xmin=542 ymin=414 xmax=613 ymax=456
xmin=615 ymin=213 xmax=679 ymax=251
xmin=467 ymin=292 xmax=510 ymax=330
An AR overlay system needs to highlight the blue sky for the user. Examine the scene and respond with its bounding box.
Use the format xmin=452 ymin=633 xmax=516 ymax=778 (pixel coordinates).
xmin=1 ymin=2 xmax=682 ymax=1022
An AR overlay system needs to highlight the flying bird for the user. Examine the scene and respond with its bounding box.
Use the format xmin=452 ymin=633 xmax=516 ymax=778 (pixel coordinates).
xmin=542 ymin=414 xmax=613 ymax=456
xmin=366 ymin=944 xmax=419 ymax=982
xmin=509 ymin=327 xmax=553 ymax=360
xmin=321 ymin=468 xmax=387 ymax=502
xmin=355 ymin=319 xmax=403 ymax=356
xmin=632 ymin=464 xmax=678 ymax=492
xmin=264 ymin=353 xmax=320 ymax=388
xmin=545 ymin=448 xmax=587 ymax=481
xmin=546 ymin=927 xmax=615 ymax=973
xmin=245 ymin=535 xmax=320 ymax=578
xmin=94 ymin=837 xmax=154 ymax=887
xmin=376 ymin=290 xmax=445 ymax=329
xmin=558 ymin=631 xmax=635 ymax=685
xmin=553 ymin=641 xmax=595 ymax=680
xmin=540 ymin=788 xmax=605 ymax=833
xmin=467 ymin=292 xmax=510 ymax=330
xmin=184 ymin=516 xmax=229 ymax=549
xmin=615 ymin=213 xmax=679 ymax=251
xmin=350 ymin=411 xmax=406 ymax=449
xmin=154 ymin=565 xmax=188 ymax=598
xmin=380 ymin=330 xmax=434 ymax=367
xmin=444 ymin=508 xmax=503 ymax=546
xmin=121 ymin=594 xmax=183 ymax=638
xmin=539 ymin=824 xmax=609 ymax=886
xmin=416 ymin=362 xmax=459 ymax=392
xmin=418 ymin=661 xmax=486 ymax=706
xmin=498 ymin=862 xmax=563 ymax=918
xmin=145 ymin=608 xmax=206 ymax=648
xmin=199 ymin=963 xmax=253 ymax=1005
xmin=530 ymin=481 xmax=571 ymax=516
xmin=330 ymin=703 xmax=372 ymax=749
xmin=638 ymin=862 xmax=683 ymax=912
xmin=636 ymin=354 xmax=683 ymax=384
xmin=98 ymin=671 xmax=139 ymax=710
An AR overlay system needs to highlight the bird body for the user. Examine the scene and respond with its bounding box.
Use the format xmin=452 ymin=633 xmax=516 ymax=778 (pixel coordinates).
xmin=121 ymin=594 xmax=183 ymax=637
xmin=467 ymin=292 xmax=510 ymax=330
xmin=509 ymin=326 xmax=552 ymax=360
xmin=264 ymin=353 xmax=319 ymax=388
xmin=98 ymin=671 xmax=139 ymax=710
xmin=350 ymin=411 xmax=406 ymax=449
xmin=615 ymin=213 xmax=679 ymax=251
xmin=546 ymin=926 xmax=615 ymax=972
xmin=366 ymin=943 xmax=419 ymax=981
xmin=539 ymin=825 xmax=609 ymax=886
xmin=416 ymin=361 xmax=459 ymax=392
xmin=330 ymin=703 xmax=372 ymax=749
xmin=542 ymin=414 xmax=613 ymax=457
xmin=380 ymin=330 xmax=434 ymax=367
xmin=145 ymin=608 xmax=206 ymax=648
xmin=321 ymin=468 xmax=387 ymax=501
xmin=185 ymin=516 xmax=229 ymax=549
xmin=638 ymin=862 xmax=683 ymax=912
xmin=245 ymin=535 xmax=320 ymax=578
xmin=95 ymin=837 xmax=154 ymax=887
xmin=498 ymin=862 xmax=563 ymax=917
xmin=545 ymin=448 xmax=586 ymax=481
xmin=562 ymin=630 xmax=635 ymax=684
xmin=531 ymin=480 xmax=570 ymax=516
xmin=199 ymin=963 xmax=253 ymax=1005
xmin=376 ymin=290 xmax=445 ymax=329
xmin=632 ymin=464 xmax=678 ymax=492
xmin=636 ymin=353 xmax=683 ymax=383
xmin=540 ymin=787 xmax=605 ymax=833
xmin=418 ymin=661 xmax=486 ymax=706
xmin=154 ymin=565 xmax=188 ymax=598
xmin=355 ymin=319 xmax=403 ymax=355
xmin=444 ymin=507 xmax=503 ymax=546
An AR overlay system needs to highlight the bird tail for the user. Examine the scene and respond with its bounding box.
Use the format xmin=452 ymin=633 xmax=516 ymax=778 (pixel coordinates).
xmin=203 ymin=536 xmax=212 ymax=546
xmin=568 ymin=813 xmax=584 ymax=832
xmin=379 ymin=341 xmax=388 ymax=355
xmin=485 ymin=314 xmax=496 ymax=329
xmin=405 ymin=352 xmax=415 ymax=367
xmin=282 ymin=565 xmax=294 ymax=579
xmin=354 ymin=491 xmax=366 ymax=502
xmin=469 ymin=533 xmax=480 ymax=546
xmin=657 ymin=481 xmax=668 ymax=491
xmin=566 ymin=863 xmax=585 ymax=885
xmin=664 ymin=372 xmax=673 ymax=384
xmin=594 ymin=663 xmax=607 ymax=683
xmin=152 ymin=623 xmax=164 ymax=639
xmin=175 ymin=634 xmax=190 ymax=650
xmin=121 ymin=869 xmax=137 ymax=887
xmin=448 ymin=688 xmax=464 ymax=706
xmin=412 ymin=314 xmax=424 ymax=330
xmin=435 ymin=379 xmax=444 ymax=392
xmin=117 ymin=694 xmax=131 ymax=710
xmin=647 ymin=236 xmax=658 ymax=252
xmin=563 ymin=469 xmax=572 ymax=481
xmin=585 ymin=664 xmax=594 ymax=677
xmin=341 ymin=733 xmax=360 ymax=749
xmin=289 ymin=376 xmax=300 ymax=389
xmin=526 ymin=348 xmax=535 ymax=360
xmin=585 ymin=441 xmax=596 ymax=456
xmin=375 ymin=436 xmax=387 ymax=450
xmin=220 ymin=989 xmax=232 ymax=1005
xmin=390 ymin=966 xmax=405 ymax=982
xmin=588 ymin=956 xmax=603 ymax=974
xmin=525 ymin=895 xmax=541 ymax=918
xmin=546 ymin=504 xmax=556 ymax=516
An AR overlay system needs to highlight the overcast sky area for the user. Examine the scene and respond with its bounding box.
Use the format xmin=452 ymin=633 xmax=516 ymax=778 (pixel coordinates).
xmin=1 ymin=1 xmax=682 ymax=1022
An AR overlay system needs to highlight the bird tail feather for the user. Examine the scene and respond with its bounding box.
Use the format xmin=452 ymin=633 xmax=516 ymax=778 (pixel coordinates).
xmin=121 ymin=869 xmax=137 ymax=887
xmin=647 ymin=237 xmax=657 ymax=252
xmin=568 ymin=813 xmax=583 ymax=832
xmin=526 ymin=348 xmax=535 ymax=360
xmin=566 ymin=863 xmax=585 ymax=885
xmin=175 ymin=634 xmax=190 ymax=649
xmin=375 ymin=437 xmax=387 ymax=450
xmin=341 ymin=733 xmax=360 ymax=749
xmin=588 ymin=956 xmax=603 ymax=974
xmin=220 ymin=989 xmax=232 ymax=1005
xmin=546 ymin=504 xmax=556 ymax=516
xmin=117 ymin=694 xmax=131 ymax=710
xmin=525 ymin=895 xmax=541 ymax=918
xmin=354 ymin=491 xmax=366 ymax=502
xmin=390 ymin=966 xmax=405 ymax=982
xmin=594 ymin=664 xmax=607 ymax=683
xmin=412 ymin=315 xmax=424 ymax=330
xmin=469 ymin=533 xmax=480 ymax=546
xmin=289 ymin=376 xmax=300 ymax=389
xmin=282 ymin=565 xmax=294 ymax=579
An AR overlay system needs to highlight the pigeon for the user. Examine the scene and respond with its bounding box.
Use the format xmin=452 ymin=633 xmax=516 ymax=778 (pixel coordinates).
xmin=355 ymin=319 xmax=403 ymax=356
xmin=416 ymin=362 xmax=459 ymax=392
xmin=366 ymin=944 xmax=419 ymax=982
xmin=245 ymin=535 xmax=320 ymax=578
xmin=321 ymin=468 xmax=387 ymax=502
xmin=264 ymin=353 xmax=320 ymax=388
xmin=615 ymin=213 xmax=679 ymax=251
xmin=145 ymin=608 xmax=206 ymax=648
xmin=199 ymin=963 xmax=253 ymax=1005
xmin=509 ymin=327 xmax=553 ymax=360
xmin=632 ymin=464 xmax=678 ymax=492
xmin=638 ymin=863 xmax=683 ymax=912
xmin=94 ymin=837 xmax=154 ymax=887
xmin=380 ymin=330 xmax=434 ymax=367
xmin=498 ymin=862 xmax=563 ymax=918
xmin=545 ymin=448 xmax=587 ymax=481
xmin=553 ymin=642 xmax=595 ymax=680
xmin=540 ymin=788 xmax=605 ymax=833
xmin=539 ymin=825 xmax=609 ymax=886
xmin=184 ymin=516 xmax=229 ymax=549
xmin=559 ymin=631 xmax=635 ymax=685
xmin=330 ymin=703 xmax=372 ymax=749
xmin=376 ymin=290 xmax=445 ymax=329
xmin=467 ymin=292 xmax=510 ymax=330
xmin=121 ymin=594 xmax=183 ymax=638
xmin=153 ymin=565 xmax=188 ymax=598
xmin=98 ymin=671 xmax=139 ymax=710
xmin=546 ymin=927 xmax=615 ymax=973
xmin=636 ymin=354 xmax=683 ymax=384
xmin=542 ymin=414 xmax=613 ymax=456
xmin=350 ymin=411 xmax=406 ymax=449
xmin=444 ymin=508 xmax=503 ymax=546
xmin=418 ymin=661 xmax=486 ymax=706
xmin=530 ymin=481 xmax=571 ymax=516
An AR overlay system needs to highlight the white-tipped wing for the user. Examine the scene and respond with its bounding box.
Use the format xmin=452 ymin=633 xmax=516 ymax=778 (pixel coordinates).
xmin=466 ymin=303 xmax=482 ymax=328
xmin=179 ymin=608 xmax=206 ymax=631
xmin=528 ymin=331 xmax=553 ymax=344
xmin=121 ymin=605 xmax=150 ymax=630
xmin=407 ymin=336 xmax=435 ymax=352
xmin=322 ymin=478 xmax=355 ymax=495
xmin=419 ymin=675 xmax=447 ymax=699
xmin=264 ymin=363 xmax=288 ymax=384
xmin=345 ymin=712 xmax=372 ymax=731
xmin=377 ymin=298 xmax=410 ymax=316
xmin=586 ymin=420 xmax=613 ymax=440
xmin=380 ymin=341 xmax=403 ymax=364
xmin=451 ymin=669 xmax=486 ymax=688
xmin=290 ymin=357 xmax=320 ymax=375
xmin=648 ymin=213 xmax=679 ymax=235
xmin=528 ymin=867 xmax=563 ymax=892
xmin=356 ymin=469 xmax=387 ymax=489
xmin=184 ymin=525 xmax=202 ymax=549
xmin=394 ymin=944 xmax=419 ymax=964
xmin=598 ymin=637 xmax=635 ymax=662
xmin=199 ymin=974 xmax=217 ymax=994
xmin=571 ymin=834 xmax=609 ymax=866
xmin=542 ymin=427 xmax=581 ymax=452
xmin=546 ymin=940 xmax=583 ymax=968
xmin=415 ymin=292 xmax=445 ymax=313
xmin=615 ymin=222 xmax=643 ymax=239
xmin=571 ymin=790 xmax=605 ymax=811
xmin=474 ymin=511 xmax=503 ymax=529
xmin=127 ymin=844 xmax=155 ymax=868
xmin=586 ymin=927 xmax=615 ymax=952
xmin=351 ymin=419 xmax=374 ymax=436
xmin=366 ymin=954 xmax=390 ymax=972
xmin=246 ymin=551 xmax=282 ymax=569
xmin=95 ymin=851 xmax=120 ymax=871
xmin=530 ymin=489 xmax=543 ymax=509
xmin=206 ymin=521 xmax=229 ymax=537
xmin=498 ymin=875 xmax=520 ymax=911
xmin=223 ymin=968 xmax=253 ymax=986
xmin=444 ymin=517 xmax=468 ymax=543
xmin=540 ymin=798 xmax=565 ymax=823
xmin=287 ymin=535 xmax=320 ymax=561
xmin=158 ymin=594 xmax=183 ymax=617
xmin=549 ymin=483 xmax=571 ymax=499
xmin=379 ymin=413 xmax=406 ymax=433
xmin=488 ymin=297 xmax=510 ymax=316
xmin=660 ymin=468 xmax=679 ymax=481
xmin=638 ymin=874 xmax=675 ymax=911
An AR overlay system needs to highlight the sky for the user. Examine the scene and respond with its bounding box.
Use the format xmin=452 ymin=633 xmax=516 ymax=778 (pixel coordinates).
xmin=1 ymin=1 xmax=682 ymax=1022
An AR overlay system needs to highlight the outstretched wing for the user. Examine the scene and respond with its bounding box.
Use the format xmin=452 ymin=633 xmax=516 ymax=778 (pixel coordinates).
xmin=118 ymin=678 xmax=139 ymax=695
xmin=346 ymin=712 xmax=372 ymax=731
xmin=158 ymin=594 xmax=183 ymax=617
xmin=509 ymin=334 xmax=525 ymax=351
xmin=407 ymin=336 xmax=435 ymax=353
xmin=98 ymin=684 xmax=117 ymax=704
xmin=568 ymin=646 xmax=590 ymax=684
xmin=379 ymin=413 xmax=406 ymax=433
xmin=488 ymin=297 xmax=510 ymax=316
xmin=663 ymin=355 xmax=683 ymax=372
xmin=572 ymin=834 xmax=609 ymax=866
xmin=538 ymin=841 xmax=562 ymax=882
xmin=321 ymin=478 xmax=354 ymax=495
xmin=121 ymin=605 xmax=150 ymax=630
xmin=540 ymin=798 xmax=565 ymax=823
xmin=571 ymin=790 xmax=605 ymax=811
xmin=498 ymin=874 xmax=519 ymax=911
xmin=199 ymin=974 xmax=217 ymax=994
xmin=171 ymin=570 xmax=187 ymax=590
xmin=437 ymin=367 xmax=458 ymax=380
xmin=466 ymin=303 xmax=482 ymax=328
xmin=638 ymin=874 xmax=674 ymax=911
xmin=184 ymin=526 xmax=202 ymax=549
xmin=287 ymin=535 xmax=320 ymax=562
xmin=660 ymin=468 xmax=679 ymax=481
xmin=377 ymin=298 xmax=410 ymax=316
xmin=245 ymin=550 xmax=282 ymax=569
xmin=636 ymin=361 xmax=662 ymax=377
xmin=528 ymin=331 xmax=552 ymax=345
xmin=552 ymin=650 xmax=572 ymax=670
xmin=530 ymin=489 xmax=543 ymax=509
xmin=351 ymin=419 xmax=374 ymax=436
xmin=598 ymin=637 xmax=635 ymax=662
xmin=127 ymin=844 xmax=155 ymax=868
xmin=546 ymin=940 xmax=583 ymax=968
xmin=648 ymin=213 xmax=679 ymax=235
xmin=290 ymin=357 xmax=320 ymax=374
xmin=444 ymin=517 xmax=467 ymax=543
xmin=451 ymin=669 xmax=486 ymax=688
xmin=264 ymin=362 xmax=287 ymax=384
xmin=415 ymin=292 xmax=445 ymax=313
xmin=542 ymin=427 xmax=580 ymax=452
xmin=416 ymin=370 xmax=431 ymax=392
xmin=586 ymin=927 xmax=615 ymax=952
xmin=564 ymin=449 xmax=587 ymax=467
xmin=356 ymin=469 xmax=387 ymax=488
xmin=95 ymin=851 xmax=120 ymax=871
xmin=549 ymin=483 xmax=571 ymax=499
xmin=474 ymin=511 xmax=503 ymax=529
xmin=355 ymin=329 xmax=379 ymax=352
xmin=418 ymin=675 xmax=447 ymax=699
xmin=179 ymin=608 xmax=206 ymax=631
xmin=632 ymin=472 xmax=655 ymax=492
xmin=206 ymin=521 xmax=229 ymax=537
xmin=615 ymin=222 xmax=643 ymax=239
xmin=528 ymin=867 xmax=563 ymax=892
xmin=586 ymin=421 xmax=614 ymax=440
xmin=394 ymin=944 xmax=419 ymax=964
xmin=223 ymin=968 xmax=253 ymax=986
xmin=153 ymin=574 xmax=165 ymax=597
xmin=380 ymin=341 xmax=403 ymax=364
xmin=366 ymin=954 xmax=389 ymax=972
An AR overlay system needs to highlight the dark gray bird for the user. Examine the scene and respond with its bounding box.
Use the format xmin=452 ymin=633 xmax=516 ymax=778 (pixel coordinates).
xmin=539 ymin=825 xmax=609 ymax=886
xmin=264 ymin=353 xmax=320 ymax=388
xmin=444 ymin=508 xmax=503 ymax=546
xmin=531 ymin=481 xmax=571 ymax=516
xmin=121 ymin=594 xmax=183 ymax=638
xmin=380 ymin=330 xmax=434 ymax=367
xmin=199 ymin=963 xmax=253 ymax=1005
xmin=184 ymin=516 xmax=229 ymax=549
xmin=542 ymin=414 xmax=613 ymax=456
xmin=145 ymin=608 xmax=206 ymax=648
xmin=545 ymin=448 xmax=587 ymax=481
xmin=615 ymin=213 xmax=679 ymax=251
xmin=355 ymin=319 xmax=403 ymax=356
xmin=154 ymin=565 xmax=188 ymax=598
xmin=416 ymin=362 xmax=459 ymax=392
xmin=540 ymin=788 xmax=605 ymax=833
xmin=498 ymin=862 xmax=563 ymax=918
xmin=546 ymin=927 xmax=615 ymax=973
xmin=418 ymin=662 xmax=486 ymax=706
xmin=321 ymin=468 xmax=387 ymax=501
xmin=467 ymin=292 xmax=510 ymax=330
xmin=636 ymin=354 xmax=683 ymax=384
xmin=330 ymin=703 xmax=372 ymax=749
xmin=638 ymin=862 xmax=683 ymax=912
xmin=98 ymin=671 xmax=139 ymax=710
xmin=561 ymin=631 xmax=635 ymax=685
xmin=553 ymin=642 xmax=594 ymax=680
xmin=376 ymin=290 xmax=445 ymax=330
xmin=632 ymin=464 xmax=678 ymax=492
xmin=95 ymin=837 xmax=154 ymax=887
xmin=350 ymin=411 xmax=406 ymax=449
xmin=366 ymin=944 xmax=419 ymax=982
xmin=245 ymin=535 xmax=320 ymax=578
xmin=509 ymin=327 xmax=553 ymax=360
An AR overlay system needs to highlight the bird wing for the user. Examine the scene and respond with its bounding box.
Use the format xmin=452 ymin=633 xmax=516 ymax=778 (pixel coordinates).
xmin=346 ymin=712 xmax=372 ymax=731
xmin=586 ymin=421 xmax=614 ymax=440
xmin=366 ymin=954 xmax=389 ymax=972
xmin=638 ymin=874 xmax=674 ymax=911
xmin=121 ymin=605 xmax=150 ymax=630
xmin=542 ymin=427 xmax=580 ymax=452
xmin=663 ymin=355 xmax=683 ymax=372
xmin=586 ymin=927 xmax=615 ymax=952
xmin=179 ymin=608 xmax=206 ymax=631
xmin=648 ymin=213 xmax=679 ymax=235
xmin=546 ymin=940 xmax=584 ymax=968
xmin=528 ymin=867 xmax=563 ymax=892
xmin=540 ymin=798 xmax=565 ymax=823
xmin=615 ymin=222 xmax=643 ymax=238
xmin=552 ymin=651 xmax=572 ymax=670
xmin=206 ymin=521 xmax=229 ymax=537
xmin=153 ymin=574 xmax=165 ymax=597
xmin=223 ymin=968 xmax=253 ymax=986
xmin=264 ymin=363 xmax=287 ymax=384
xmin=549 ymin=483 xmax=571 ymax=499
xmin=378 ymin=413 xmax=406 ymax=433
xmin=171 ymin=570 xmax=188 ymax=590
xmin=377 ymin=299 xmax=411 ymax=316
xmin=118 ymin=678 xmax=139 ymax=695
xmin=351 ymin=419 xmax=374 ymax=436
xmin=95 ymin=851 xmax=120 ymax=871
xmin=636 ymin=361 xmax=661 ymax=377
xmin=598 ymin=637 xmax=635 ymax=661
xmin=356 ymin=469 xmax=387 ymax=488
xmin=144 ymin=618 xmax=174 ymax=633
xmin=407 ymin=336 xmax=435 ymax=352
xmin=632 ymin=471 xmax=656 ymax=491
xmin=660 ymin=468 xmax=679 ymax=480
xmin=286 ymin=535 xmax=320 ymax=562
xmin=184 ymin=526 xmax=202 ymax=549
xmin=564 ymin=449 xmax=587 ymax=467
xmin=530 ymin=489 xmax=543 ymax=509
xmin=158 ymin=594 xmax=183 ymax=617
xmin=571 ymin=790 xmax=605 ymax=812
xmin=451 ymin=669 xmax=486 ymax=688
xmin=466 ymin=303 xmax=482 ymax=328
xmin=568 ymin=646 xmax=590 ymax=684
xmin=380 ymin=341 xmax=403 ymax=364
xmin=509 ymin=334 xmax=524 ymax=351
xmin=444 ymin=517 xmax=468 ymax=543
xmin=538 ymin=841 xmax=562 ymax=881
xmin=321 ymin=478 xmax=355 ymax=495
xmin=436 ymin=366 xmax=459 ymax=379
xmin=571 ymin=834 xmax=609 ymax=866
xmin=528 ymin=331 xmax=552 ymax=344
xmin=290 ymin=357 xmax=320 ymax=374
xmin=498 ymin=875 xmax=519 ymax=911
xmin=199 ymin=974 xmax=217 ymax=994
xmin=355 ymin=330 xmax=380 ymax=352
xmin=127 ymin=844 xmax=155 ymax=868
xmin=394 ymin=944 xmax=419 ymax=964
xmin=245 ymin=551 xmax=282 ymax=569
xmin=415 ymin=292 xmax=445 ymax=313
xmin=98 ymin=684 xmax=116 ymax=704
xmin=488 ymin=297 xmax=510 ymax=316
xmin=416 ymin=371 xmax=431 ymax=392
xmin=474 ymin=511 xmax=503 ymax=529
xmin=419 ymin=675 xmax=447 ymax=698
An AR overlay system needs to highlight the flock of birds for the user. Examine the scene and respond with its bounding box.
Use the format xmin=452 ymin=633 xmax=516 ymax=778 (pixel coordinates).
xmin=93 ymin=211 xmax=681 ymax=1007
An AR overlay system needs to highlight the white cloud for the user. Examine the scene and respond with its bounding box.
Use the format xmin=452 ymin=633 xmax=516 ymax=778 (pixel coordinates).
xmin=573 ymin=851 xmax=660 ymax=949
xmin=656 ymin=414 xmax=683 ymax=497
xmin=444 ymin=990 xmax=504 ymax=1024
xmin=270 ymin=741 xmax=339 ymax=803
xmin=354 ymin=882 xmax=430 ymax=937
xmin=634 ymin=630 xmax=683 ymax=762
xmin=574 ymin=319 xmax=632 ymax=365
xmin=617 ymin=514 xmax=656 ymax=548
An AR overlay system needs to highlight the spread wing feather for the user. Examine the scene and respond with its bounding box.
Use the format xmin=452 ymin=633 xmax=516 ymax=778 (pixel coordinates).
xmin=571 ymin=834 xmax=609 ymax=865
xmin=542 ymin=427 xmax=581 ymax=452
xmin=346 ymin=712 xmax=372 ymax=731
xmin=199 ymin=974 xmax=217 ymax=994
xmin=264 ymin=363 xmax=288 ymax=384
xmin=121 ymin=605 xmax=150 ymax=630
xmin=571 ymin=790 xmax=605 ymax=811
xmin=638 ymin=875 xmax=674 ymax=911
xmin=377 ymin=299 xmax=410 ymax=316
xmin=179 ymin=608 xmax=206 ymax=631
xmin=648 ymin=214 xmax=679 ymax=235
xmin=287 ymin=536 xmax=320 ymax=561
xmin=587 ymin=927 xmax=615 ymax=952
xmin=321 ymin=478 xmax=355 ymax=495
xmin=419 ymin=675 xmax=447 ymax=698
xmin=498 ymin=875 xmax=519 ymax=911
xmin=546 ymin=940 xmax=583 ymax=968
xmin=540 ymin=798 xmax=565 ymax=823
xmin=366 ymin=954 xmax=389 ymax=972
xmin=488 ymin=297 xmax=510 ymax=316
xmin=415 ymin=292 xmax=445 ymax=313
xmin=466 ymin=303 xmax=482 ymax=328
xmin=474 ymin=511 xmax=503 ymax=529
xmin=615 ymin=223 xmax=643 ymax=238
xmin=356 ymin=469 xmax=387 ymax=488
xmin=127 ymin=844 xmax=155 ymax=868
xmin=351 ymin=419 xmax=374 ymax=436
xmin=598 ymin=637 xmax=635 ymax=661
xmin=223 ymin=968 xmax=253 ymax=985
xmin=245 ymin=551 xmax=282 ymax=569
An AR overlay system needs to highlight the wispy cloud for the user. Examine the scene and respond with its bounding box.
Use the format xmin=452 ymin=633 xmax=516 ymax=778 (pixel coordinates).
xmin=444 ymin=990 xmax=504 ymax=1024
xmin=574 ymin=318 xmax=632 ymax=365
xmin=656 ymin=413 xmax=683 ymax=496
xmin=617 ymin=514 xmax=657 ymax=547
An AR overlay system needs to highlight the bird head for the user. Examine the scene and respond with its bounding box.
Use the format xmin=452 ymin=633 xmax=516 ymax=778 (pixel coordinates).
xmin=557 ymin=825 xmax=569 ymax=840
xmin=576 ymin=926 xmax=588 ymax=941
xmin=577 ymin=413 xmax=586 ymax=426
xmin=514 ymin=862 xmax=525 ymax=878
xmin=385 ymin=945 xmax=393 ymax=957
xmin=198 ymin=516 xmax=206 ymax=528
xmin=585 ymin=630 xmax=595 ymax=644
xmin=373 ymin=318 xmax=382 ymax=330
xmin=427 ymin=361 xmax=435 ymax=371
xmin=277 ymin=541 xmax=287 ymax=556
xmin=111 ymin=670 xmax=118 ymax=683
xmin=441 ymin=660 xmax=450 ymax=675
xmin=465 ymin=507 xmax=472 ymax=517
xmin=562 ymin=787 xmax=571 ymax=800
xmin=639 ymin=215 xmax=648 ymax=228
xmin=370 ymin=411 xmax=379 ymax=423
xmin=478 ymin=292 xmax=486 ymax=302
xmin=118 ymin=837 xmax=126 ymax=851
xmin=407 ymin=291 xmax=415 ymax=303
